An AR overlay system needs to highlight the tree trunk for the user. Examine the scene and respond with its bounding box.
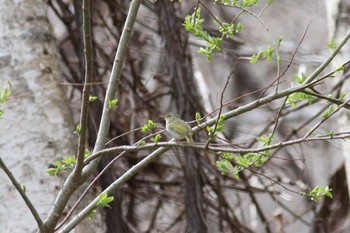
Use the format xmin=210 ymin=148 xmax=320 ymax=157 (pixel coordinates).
xmin=156 ymin=2 xmax=208 ymax=232
xmin=326 ymin=0 xmax=350 ymax=198
xmin=0 ymin=0 xmax=105 ymax=232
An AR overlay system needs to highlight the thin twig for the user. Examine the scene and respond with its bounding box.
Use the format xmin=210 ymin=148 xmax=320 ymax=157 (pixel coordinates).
xmin=86 ymin=132 xmax=350 ymax=159
xmin=303 ymin=97 xmax=350 ymax=139
xmin=205 ymin=62 xmax=237 ymax=149
xmin=304 ymin=29 xmax=350 ymax=84
xmin=0 ymin=157 xmax=44 ymax=232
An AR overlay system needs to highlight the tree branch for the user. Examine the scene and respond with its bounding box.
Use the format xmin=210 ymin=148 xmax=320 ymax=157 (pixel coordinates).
xmin=0 ymin=157 xmax=44 ymax=232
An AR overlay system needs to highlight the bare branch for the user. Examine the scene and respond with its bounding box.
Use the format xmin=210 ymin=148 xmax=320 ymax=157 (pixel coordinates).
xmin=0 ymin=157 xmax=44 ymax=232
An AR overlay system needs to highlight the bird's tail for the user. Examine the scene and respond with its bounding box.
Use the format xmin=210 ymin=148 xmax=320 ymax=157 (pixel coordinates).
xmin=186 ymin=136 xmax=194 ymax=145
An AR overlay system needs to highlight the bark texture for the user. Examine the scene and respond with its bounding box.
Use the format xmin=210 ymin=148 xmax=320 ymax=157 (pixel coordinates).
xmin=156 ymin=2 xmax=207 ymax=232
xmin=0 ymin=0 xmax=74 ymax=231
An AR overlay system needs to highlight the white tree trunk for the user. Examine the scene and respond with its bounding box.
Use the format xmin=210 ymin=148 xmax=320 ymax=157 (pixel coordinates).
xmin=0 ymin=0 xmax=104 ymax=232
xmin=326 ymin=0 xmax=350 ymax=197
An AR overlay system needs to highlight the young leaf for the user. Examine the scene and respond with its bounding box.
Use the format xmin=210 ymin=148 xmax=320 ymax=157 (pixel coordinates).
xmin=151 ymin=134 xmax=162 ymax=143
xmin=87 ymin=210 xmax=97 ymax=220
xmin=142 ymin=120 xmax=157 ymax=133
xmin=108 ymin=98 xmax=118 ymax=110
xmin=97 ymin=193 xmax=114 ymax=208
xmin=75 ymin=124 xmax=81 ymax=135
xmin=88 ymin=95 xmax=98 ymax=102
xmin=327 ymin=36 xmax=336 ymax=50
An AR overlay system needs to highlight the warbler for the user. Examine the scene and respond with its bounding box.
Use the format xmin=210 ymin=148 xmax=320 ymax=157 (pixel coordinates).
xmin=161 ymin=112 xmax=194 ymax=144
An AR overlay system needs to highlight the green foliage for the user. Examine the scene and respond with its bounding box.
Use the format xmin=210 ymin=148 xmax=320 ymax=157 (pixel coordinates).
xmin=137 ymin=140 xmax=145 ymax=146
xmin=287 ymin=91 xmax=315 ymax=108
xmin=257 ymin=133 xmax=273 ymax=147
xmin=195 ymin=112 xmax=202 ymax=124
xmin=336 ymin=65 xmax=344 ymax=72
xmin=339 ymin=92 xmax=347 ymax=100
xmin=327 ymin=36 xmax=336 ymax=50
xmin=241 ymin=0 xmax=258 ymax=6
xmin=142 ymin=120 xmax=157 ymax=133
xmin=183 ymin=7 xmax=243 ymax=61
xmin=47 ymin=156 xmax=77 ymax=176
xmin=295 ymin=73 xmax=306 ymax=84
xmin=216 ymin=156 xmax=235 ymax=174
xmin=250 ymin=41 xmax=282 ymax=64
xmin=322 ymin=104 xmax=335 ymax=119
xmin=326 ymin=131 xmax=334 ymax=137
xmin=216 ymin=0 xmax=260 ymax=7
xmin=108 ymin=98 xmax=118 ymax=110
xmin=151 ymin=134 xmax=162 ymax=143
xmin=75 ymin=124 xmax=81 ymax=135
xmin=97 ymin=192 xmax=114 ymax=208
xmin=216 ymin=115 xmax=225 ymax=132
xmin=84 ymin=149 xmax=92 ymax=158
xmin=215 ymin=151 xmax=268 ymax=179
xmin=62 ymin=156 xmax=76 ymax=168
xmin=0 ymin=82 xmax=12 ymax=118
xmin=206 ymin=115 xmax=225 ymax=138
xmin=218 ymin=21 xmax=243 ymax=38
xmin=88 ymin=95 xmax=98 ymax=102
xmin=87 ymin=210 xmax=97 ymax=220
xmin=216 ymin=156 xmax=243 ymax=179
xmin=301 ymin=186 xmax=332 ymax=202
xmin=235 ymin=153 xmax=267 ymax=168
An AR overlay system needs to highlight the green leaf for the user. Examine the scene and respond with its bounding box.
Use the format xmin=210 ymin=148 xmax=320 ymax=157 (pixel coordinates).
xmin=322 ymin=105 xmax=335 ymax=119
xmin=265 ymin=45 xmax=274 ymax=61
xmin=220 ymin=22 xmax=235 ymax=37
xmin=287 ymin=91 xmax=315 ymax=107
xmin=232 ymin=165 xmax=243 ymax=179
xmin=235 ymin=155 xmax=250 ymax=167
xmin=87 ymin=210 xmax=97 ymax=220
xmin=327 ymin=36 xmax=336 ymax=50
xmin=97 ymin=193 xmax=114 ymax=208
xmin=216 ymin=115 xmax=225 ymax=132
xmin=88 ymin=95 xmax=98 ymax=102
xmin=277 ymin=36 xmax=283 ymax=47
xmin=235 ymin=22 xmax=243 ymax=32
xmin=195 ymin=112 xmax=201 ymax=124
xmin=257 ymin=134 xmax=272 ymax=146
xmin=336 ymin=65 xmax=344 ymax=72
xmin=84 ymin=149 xmax=92 ymax=158
xmin=326 ymin=131 xmax=334 ymax=137
xmin=222 ymin=152 xmax=234 ymax=160
xmin=295 ymin=73 xmax=306 ymax=84
xmin=142 ymin=120 xmax=157 ymax=133
xmin=339 ymin=92 xmax=347 ymax=100
xmin=0 ymin=81 xmax=12 ymax=118
xmin=241 ymin=0 xmax=258 ymax=7
xmin=108 ymin=98 xmax=118 ymax=110
xmin=0 ymin=81 xmax=12 ymax=104
xmin=151 ymin=134 xmax=162 ymax=143
xmin=62 ymin=156 xmax=76 ymax=168
xmin=137 ymin=140 xmax=145 ymax=146
xmin=216 ymin=159 xmax=234 ymax=174
xmin=250 ymin=51 xmax=263 ymax=63
xmin=183 ymin=7 xmax=223 ymax=61
xmin=302 ymin=186 xmax=333 ymax=202
xmin=47 ymin=167 xmax=58 ymax=176
xmin=75 ymin=124 xmax=81 ymax=135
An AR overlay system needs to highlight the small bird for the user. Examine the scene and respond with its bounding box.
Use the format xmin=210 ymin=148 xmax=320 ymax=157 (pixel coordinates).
xmin=161 ymin=112 xmax=194 ymax=144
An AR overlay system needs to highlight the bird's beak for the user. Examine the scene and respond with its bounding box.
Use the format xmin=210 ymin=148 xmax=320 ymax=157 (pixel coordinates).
xmin=160 ymin=115 xmax=165 ymax=119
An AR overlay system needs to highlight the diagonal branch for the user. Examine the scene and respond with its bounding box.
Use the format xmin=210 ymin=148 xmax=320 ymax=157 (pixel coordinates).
xmin=0 ymin=157 xmax=44 ymax=232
